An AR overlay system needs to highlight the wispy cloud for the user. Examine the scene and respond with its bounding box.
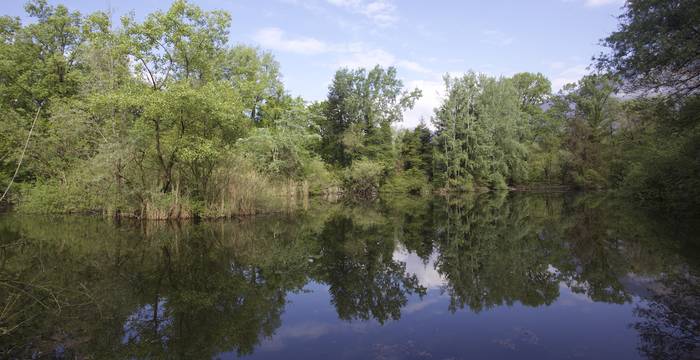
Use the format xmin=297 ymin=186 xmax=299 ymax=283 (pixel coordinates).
xmin=551 ymin=64 xmax=589 ymax=91
xmin=253 ymin=27 xmax=328 ymax=54
xmin=396 ymin=60 xmax=433 ymax=74
xmin=335 ymin=47 xmax=396 ymax=68
xmin=480 ymin=29 xmax=514 ymax=47
xmin=546 ymin=61 xmax=567 ymax=71
xmin=563 ymin=0 xmax=624 ymax=7
xmin=583 ymin=0 xmax=624 ymax=7
xmin=253 ymin=27 xmax=433 ymax=76
xmin=326 ymin=0 xmax=399 ymax=27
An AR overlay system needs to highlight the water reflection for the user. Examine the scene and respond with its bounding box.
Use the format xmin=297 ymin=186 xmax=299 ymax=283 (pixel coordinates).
xmin=0 ymin=193 xmax=698 ymax=359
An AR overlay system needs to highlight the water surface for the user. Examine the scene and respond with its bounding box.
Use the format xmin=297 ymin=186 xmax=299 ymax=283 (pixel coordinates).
xmin=1 ymin=193 xmax=699 ymax=359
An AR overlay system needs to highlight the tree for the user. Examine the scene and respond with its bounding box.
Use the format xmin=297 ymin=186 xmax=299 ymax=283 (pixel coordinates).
xmin=511 ymin=72 xmax=551 ymax=117
xmin=144 ymin=81 xmax=247 ymax=197
xmin=552 ymin=74 xmax=619 ymax=188
xmin=220 ymin=45 xmax=284 ymax=124
xmin=121 ymin=0 xmax=230 ymax=88
xmin=399 ymin=121 xmax=433 ymax=179
xmin=432 ymin=72 xmax=530 ymax=190
xmin=237 ymin=97 xmax=322 ymax=179
xmin=596 ymin=0 xmax=700 ymax=98
xmin=594 ymin=0 xmax=700 ymax=211
xmin=478 ymin=76 xmax=531 ymax=185
xmin=319 ymin=66 xmax=421 ymax=167
xmin=0 ymin=0 xmax=87 ymax=190
xmin=432 ymin=73 xmax=482 ymax=190
xmin=120 ymin=0 xmax=236 ymax=193
xmin=509 ymin=73 xmax=565 ymax=184
xmin=14 ymin=0 xmax=85 ymax=104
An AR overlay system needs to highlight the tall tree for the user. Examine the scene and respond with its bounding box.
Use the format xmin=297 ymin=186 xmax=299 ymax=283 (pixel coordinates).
xmin=220 ymin=45 xmax=284 ymax=124
xmin=121 ymin=0 xmax=230 ymax=88
xmin=399 ymin=122 xmax=433 ymax=179
xmin=0 ymin=0 xmax=87 ymax=189
xmin=510 ymin=73 xmax=564 ymax=184
xmin=552 ymin=74 xmax=619 ymax=188
xmin=319 ymin=66 xmax=421 ymax=167
xmin=511 ymin=72 xmax=551 ymax=117
xmin=433 ymin=72 xmax=530 ymax=190
xmin=120 ymin=0 xmax=236 ymax=193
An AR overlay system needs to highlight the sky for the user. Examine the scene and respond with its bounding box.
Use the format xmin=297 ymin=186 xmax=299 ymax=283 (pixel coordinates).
xmin=1 ymin=0 xmax=626 ymax=128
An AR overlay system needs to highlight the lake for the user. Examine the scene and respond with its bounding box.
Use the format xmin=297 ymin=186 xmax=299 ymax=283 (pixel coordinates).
xmin=1 ymin=192 xmax=699 ymax=359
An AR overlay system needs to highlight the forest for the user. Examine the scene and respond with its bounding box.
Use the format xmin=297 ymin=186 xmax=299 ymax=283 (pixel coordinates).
xmin=0 ymin=0 xmax=698 ymax=218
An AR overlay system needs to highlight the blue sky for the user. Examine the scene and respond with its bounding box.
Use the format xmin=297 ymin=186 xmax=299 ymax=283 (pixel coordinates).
xmin=1 ymin=0 xmax=625 ymax=127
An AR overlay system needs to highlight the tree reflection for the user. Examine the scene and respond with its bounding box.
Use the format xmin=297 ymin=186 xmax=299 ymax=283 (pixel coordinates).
xmin=1 ymin=193 xmax=699 ymax=359
xmin=633 ymin=273 xmax=700 ymax=360
xmin=0 ymin=216 xmax=316 ymax=359
xmin=312 ymin=209 xmax=427 ymax=324
xmin=552 ymin=195 xmax=633 ymax=304
xmin=430 ymin=192 xmax=561 ymax=312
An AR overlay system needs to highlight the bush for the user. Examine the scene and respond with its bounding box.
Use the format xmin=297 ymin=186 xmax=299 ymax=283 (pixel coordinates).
xmin=343 ymin=159 xmax=385 ymax=198
xmin=304 ymin=158 xmax=341 ymax=195
xmin=489 ymin=172 xmax=508 ymax=190
xmin=571 ymin=169 xmax=606 ymax=189
xmin=18 ymin=180 xmax=105 ymax=214
xmin=381 ymin=168 xmax=430 ymax=195
xmin=141 ymin=191 xmax=197 ymax=220
xmin=445 ymin=174 xmax=475 ymax=193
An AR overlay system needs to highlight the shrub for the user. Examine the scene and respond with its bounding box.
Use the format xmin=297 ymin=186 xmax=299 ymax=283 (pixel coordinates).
xmin=343 ymin=159 xmax=385 ymax=198
xmin=381 ymin=168 xmax=430 ymax=195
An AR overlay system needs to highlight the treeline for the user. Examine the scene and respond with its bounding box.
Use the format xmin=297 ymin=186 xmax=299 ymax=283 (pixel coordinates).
xmin=0 ymin=0 xmax=698 ymax=218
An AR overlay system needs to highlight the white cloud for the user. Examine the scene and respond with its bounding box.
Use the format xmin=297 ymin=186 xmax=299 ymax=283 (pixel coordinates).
xmin=336 ymin=48 xmax=395 ymax=68
xmin=401 ymin=79 xmax=444 ymax=129
xmin=253 ymin=27 xmax=328 ymax=54
xmin=480 ymin=29 xmax=514 ymax=47
xmin=562 ymin=0 xmax=624 ymax=7
xmin=334 ymin=47 xmax=436 ymax=77
xmin=326 ymin=0 xmax=398 ymax=27
xmin=253 ymin=28 xmax=433 ymax=77
xmin=397 ymin=60 xmax=433 ymax=74
xmin=551 ymin=64 xmax=589 ymax=91
xmin=546 ymin=61 xmax=566 ymax=70
xmin=583 ymin=0 xmax=624 ymax=7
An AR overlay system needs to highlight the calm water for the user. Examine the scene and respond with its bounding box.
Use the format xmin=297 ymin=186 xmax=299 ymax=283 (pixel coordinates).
xmin=1 ymin=193 xmax=699 ymax=359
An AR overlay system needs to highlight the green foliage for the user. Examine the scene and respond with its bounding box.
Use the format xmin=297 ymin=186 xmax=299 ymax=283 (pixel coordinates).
xmin=597 ymin=0 xmax=700 ymax=97
xmin=304 ymin=157 xmax=339 ymax=194
xmin=17 ymin=180 xmax=98 ymax=214
xmin=381 ymin=168 xmax=430 ymax=195
xmin=1 ymin=0 xmax=698 ymax=216
xmin=343 ymin=158 xmax=385 ymax=197
xmin=511 ymin=72 xmax=565 ymax=185
xmin=319 ymin=66 xmax=421 ymax=167
xmin=397 ymin=122 xmax=433 ymax=179
xmin=121 ymin=0 xmax=231 ymax=86
xmin=3 ymin=0 xmax=84 ymax=105
xmin=511 ymin=72 xmax=551 ymax=116
xmin=221 ymin=45 xmax=284 ymax=124
xmin=237 ymin=98 xmax=321 ymax=179
xmin=552 ymin=74 xmax=619 ymax=189
xmin=432 ymin=72 xmax=530 ymax=191
xmin=614 ymin=96 xmax=700 ymax=212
